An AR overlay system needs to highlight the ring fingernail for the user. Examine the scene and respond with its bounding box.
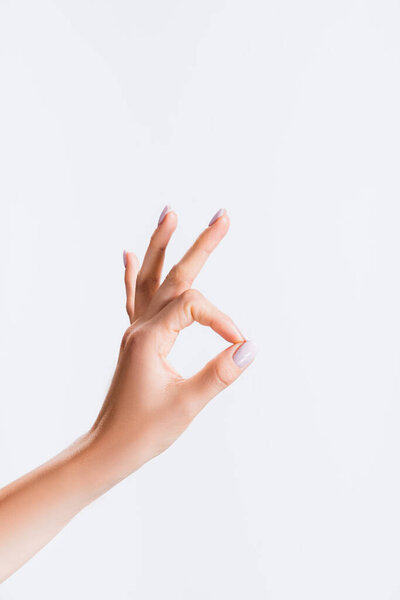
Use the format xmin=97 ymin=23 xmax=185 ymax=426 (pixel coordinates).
xmin=208 ymin=208 xmax=226 ymax=226
xmin=158 ymin=205 xmax=172 ymax=226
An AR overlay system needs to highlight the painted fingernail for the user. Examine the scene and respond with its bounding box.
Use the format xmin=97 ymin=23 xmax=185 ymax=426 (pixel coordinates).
xmin=123 ymin=249 xmax=127 ymax=267
xmin=233 ymin=341 xmax=258 ymax=368
xmin=208 ymin=208 xmax=226 ymax=226
xmin=158 ymin=205 xmax=172 ymax=226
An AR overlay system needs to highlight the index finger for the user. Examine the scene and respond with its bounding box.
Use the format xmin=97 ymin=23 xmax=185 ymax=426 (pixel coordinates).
xmin=152 ymin=288 xmax=244 ymax=357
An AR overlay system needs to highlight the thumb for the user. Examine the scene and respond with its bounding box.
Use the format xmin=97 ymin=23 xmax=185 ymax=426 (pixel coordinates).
xmin=183 ymin=341 xmax=258 ymax=412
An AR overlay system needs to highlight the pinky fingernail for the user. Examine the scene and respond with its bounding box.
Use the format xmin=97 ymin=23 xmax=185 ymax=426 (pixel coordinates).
xmin=123 ymin=250 xmax=127 ymax=267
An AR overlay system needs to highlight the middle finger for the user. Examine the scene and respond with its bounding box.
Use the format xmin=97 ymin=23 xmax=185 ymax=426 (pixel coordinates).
xmin=146 ymin=208 xmax=229 ymax=317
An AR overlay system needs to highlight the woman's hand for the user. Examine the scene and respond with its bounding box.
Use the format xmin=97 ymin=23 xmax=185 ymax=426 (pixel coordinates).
xmin=0 ymin=207 xmax=256 ymax=582
xmin=90 ymin=207 xmax=257 ymax=485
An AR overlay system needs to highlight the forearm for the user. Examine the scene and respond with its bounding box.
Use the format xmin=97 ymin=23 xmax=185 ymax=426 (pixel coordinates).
xmin=0 ymin=431 xmax=120 ymax=582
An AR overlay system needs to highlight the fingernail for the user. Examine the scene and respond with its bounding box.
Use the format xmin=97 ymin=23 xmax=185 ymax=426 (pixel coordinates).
xmin=123 ymin=249 xmax=127 ymax=268
xmin=158 ymin=205 xmax=172 ymax=226
xmin=208 ymin=208 xmax=226 ymax=226
xmin=233 ymin=341 xmax=258 ymax=368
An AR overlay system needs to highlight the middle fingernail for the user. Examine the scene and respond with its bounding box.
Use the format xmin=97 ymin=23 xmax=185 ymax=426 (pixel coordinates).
xmin=208 ymin=208 xmax=226 ymax=226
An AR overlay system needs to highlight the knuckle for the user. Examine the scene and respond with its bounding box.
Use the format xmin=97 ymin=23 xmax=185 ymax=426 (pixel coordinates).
xmin=121 ymin=325 xmax=135 ymax=350
xmin=136 ymin=275 xmax=158 ymax=294
xmin=180 ymin=288 xmax=202 ymax=304
xmin=149 ymin=232 xmax=167 ymax=252
xmin=167 ymin=264 xmax=193 ymax=288
xmin=124 ymin=335 xmax=138 ymax=355
xmin=121 ymin=323 xmax=148 ymax=352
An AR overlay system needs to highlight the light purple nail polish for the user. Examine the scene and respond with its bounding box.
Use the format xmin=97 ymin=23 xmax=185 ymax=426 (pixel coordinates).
xmin=233 ymin=341 xmax=258 ymax=368
xmin=123 ymin=250 xmax=127 ymax=268
xmin=158 ymin=205 xmax=172 ymax=226
xmin=208 ymin=208 xmax=226 ymax=226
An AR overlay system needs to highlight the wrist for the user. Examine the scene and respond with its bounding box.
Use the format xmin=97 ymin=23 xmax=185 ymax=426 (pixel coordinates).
xmin=66 ymin=429 xmax=146 ymax=505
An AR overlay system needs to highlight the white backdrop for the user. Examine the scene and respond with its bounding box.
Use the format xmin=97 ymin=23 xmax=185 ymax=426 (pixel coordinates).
xmin=1 ymin=1 xmax=400 ymax=598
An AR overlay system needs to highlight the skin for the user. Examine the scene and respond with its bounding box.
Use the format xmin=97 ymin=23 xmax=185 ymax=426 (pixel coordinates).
xmin=0 ymin=209 xmax=256 ymax=582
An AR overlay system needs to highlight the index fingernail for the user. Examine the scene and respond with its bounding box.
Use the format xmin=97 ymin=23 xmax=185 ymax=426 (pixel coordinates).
xmin=208 ymin=208 xmax=226 ymax=226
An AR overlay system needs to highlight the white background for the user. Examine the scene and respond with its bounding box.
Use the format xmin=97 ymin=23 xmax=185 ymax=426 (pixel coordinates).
xmin=1 ymin=1 xmax=400 ymax=598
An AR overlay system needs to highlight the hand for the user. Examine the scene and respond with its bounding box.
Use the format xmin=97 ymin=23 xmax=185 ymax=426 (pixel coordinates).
xmin=90 ymin=207 xmax=257 ymax=483
xmin=0 ymin=207 xmax=257 ymax=582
